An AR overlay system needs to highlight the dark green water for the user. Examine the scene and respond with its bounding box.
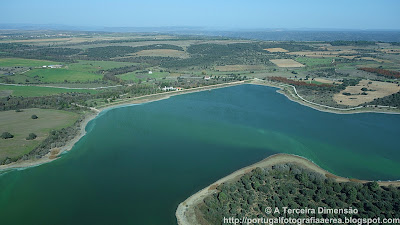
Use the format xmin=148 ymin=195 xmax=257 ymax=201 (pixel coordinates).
xmin=0 ymin=84 xmax=399 ymax=225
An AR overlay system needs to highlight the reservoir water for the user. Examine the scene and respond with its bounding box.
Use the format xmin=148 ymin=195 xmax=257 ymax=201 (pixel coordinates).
xmin=0 ymin=84 xmax=399 ymax=224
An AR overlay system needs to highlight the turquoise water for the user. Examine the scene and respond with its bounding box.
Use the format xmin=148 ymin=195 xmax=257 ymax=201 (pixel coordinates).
xmin=0 ymin=84 xmax=399 ymax=224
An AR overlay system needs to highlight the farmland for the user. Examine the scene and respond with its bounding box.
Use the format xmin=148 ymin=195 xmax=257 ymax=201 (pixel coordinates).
xmin=22 ymin=60 xmax=135 ymax=83
xmin=0 ymin=108 xmax=79 ymax=162
xmin=270 ymin=59 xmax=305 ymax=68
xmin=263 ymin=47 xmax=288 ymax=53
xmin=24 ymin=68 xmax=102 ymax=83
xmin=2 ymin=32 xmax=399 ymax=106
xmin=0 ymin=58 xmax=59 ymax=67
xmin=117 ymin=71 xmax=170 ymax=82
xmin=1 ymin=30 xmax=400 ymax=165
xmin=333 ymin=79 xmax=400 ymax=106
xmin=0 ymin=84 xmax=98 ymax=97
xmin=295 ymin=57 xmax=335 ymax=67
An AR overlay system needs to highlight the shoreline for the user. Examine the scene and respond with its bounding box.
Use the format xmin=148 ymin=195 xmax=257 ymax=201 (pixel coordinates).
xmin=0 ymin=80 xmax=246 ymax=171
xmin=250 ymin=79 xmax=400 ymax=115
xmin=175 ymin=153 xmax=400 ymax=225
xmin=0 ymin=112 xmax=98 ymax=171
xmin=1 ymin=79 xmax=399 ymax=170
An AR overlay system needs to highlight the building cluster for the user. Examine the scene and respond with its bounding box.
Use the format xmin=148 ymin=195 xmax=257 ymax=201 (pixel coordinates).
xmin=161 ymin=86 xmax=183 ymax=91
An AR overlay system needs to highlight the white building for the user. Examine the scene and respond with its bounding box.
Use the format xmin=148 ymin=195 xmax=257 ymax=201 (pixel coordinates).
xmin=162 ymin=86 xmax=176 ymax=91
xmin=48 ymin=65 xmax=63 ymax=69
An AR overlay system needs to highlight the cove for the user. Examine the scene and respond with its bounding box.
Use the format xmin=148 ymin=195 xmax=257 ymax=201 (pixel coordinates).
xmin=0 ymin=84 xmax=399 ymax=225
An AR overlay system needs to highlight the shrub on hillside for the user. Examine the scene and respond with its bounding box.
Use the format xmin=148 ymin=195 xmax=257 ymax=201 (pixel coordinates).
xmin=26 ymin=133 xmax=37 ymax=140
xmin=1 ymin=132 xmax=14 ymax=139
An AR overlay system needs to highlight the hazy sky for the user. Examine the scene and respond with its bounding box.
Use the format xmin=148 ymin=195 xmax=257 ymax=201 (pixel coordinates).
xmin=2 ymin=0 xmax=400 ymax=30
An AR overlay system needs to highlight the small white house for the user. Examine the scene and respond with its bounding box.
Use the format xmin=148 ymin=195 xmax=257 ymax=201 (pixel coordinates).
xmin=48 ymin=65 xmax=63 ymax=69
xmin=204 ymin=76 xmax=211 ymax=80
xmin=148 ymin=71 xmax=153 ymax=74
xmin=162 ymin=86 xmax=176 ymax=91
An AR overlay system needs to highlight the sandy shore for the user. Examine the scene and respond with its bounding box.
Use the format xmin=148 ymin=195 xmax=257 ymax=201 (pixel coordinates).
xmin=176 ymin=153 xmax=400 ymax=225
xmin=0 ymin=80 xmax=245 ymax=171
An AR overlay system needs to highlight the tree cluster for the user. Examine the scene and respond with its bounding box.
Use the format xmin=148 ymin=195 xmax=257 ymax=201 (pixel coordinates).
xmin=330 ymin=41 xmax=376 ymax=46
xmin=358 ymin=67 xmax=400 ymax=79
xmin=83 ymin=44 xmax=183 ymax=60
xmin=199 ymin=164 xmax=400 ymax=225
xmin=268 ymin=76 xmax=331 ymax=87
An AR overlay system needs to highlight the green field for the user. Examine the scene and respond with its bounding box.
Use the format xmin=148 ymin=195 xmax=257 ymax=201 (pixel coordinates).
xmin=117 ymin=71 xmax=169 ymax=81
xmin=0 ymin=58 xmax=59 ymax=67
xmin=24 ymin=60 xmax=136 ymax=83
xmin=70 ymin=60 xmax=135 ymax=71
xmin=25 ymin=68 xmax=103 ymax=82
xmin=0 ymin=108 xmax=79 ymax=161
xmin=0 ymin=84 xmax=98 ymax=97
xmin=295 ymin=57 xmax=335 ymax=67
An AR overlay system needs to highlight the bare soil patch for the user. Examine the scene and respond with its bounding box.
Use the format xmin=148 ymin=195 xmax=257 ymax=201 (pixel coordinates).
xmin=333 ymin=79 xmax=400 ymax=106
xmin=314 ymin=78 xmax=342 ymax=84
xmin=264 ymin=48 xmax=288 ymax=53
xmin=360 ymin=57 xmax=391 ymax=63
xmin=340 ymin=55 xmax=359 ymax=59
xmin=270 ymin=59 xmax=305 ymax=68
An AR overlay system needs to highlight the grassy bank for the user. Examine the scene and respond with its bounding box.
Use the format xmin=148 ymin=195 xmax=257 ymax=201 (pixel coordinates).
xmin=0 ymin=108 xmax=79 ymax=162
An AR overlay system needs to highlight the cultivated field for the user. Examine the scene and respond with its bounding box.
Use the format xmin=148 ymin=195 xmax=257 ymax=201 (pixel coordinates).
xmin=0 ymin=85 xmax=98 ymax=97
xmin=340 ymin=55 xmax=359 ymax=59
xmin=25 ymin=68 xmax=102 ymax=83
xmin=23 ymin=60 xmax=133 ymax=83
xmin=0 ymin=108 xmax=79 ymax=161
xmin=313 ymin=78 xmax=342 ymax=84
xmin=0 ymin=58 xmax=59 ymax=67
xmin=215 ymin=64 xmax=266 ymax=72
xmin=270 ymin=59 xmax=305 ymax=68
xmin=333 ymin=79 xmax=400 ymax=106
xmin=264 ymin=48 xmax=288 ymax=53
xmin=117 ymin=71 xmax=170 ymax=81
xmin=0 ymin=35 xmax=175 ymax=46
xmin=360 ymin=57 xmax=391 ymax=63
xmin=295 ymin=57 xmax=335 ymax=67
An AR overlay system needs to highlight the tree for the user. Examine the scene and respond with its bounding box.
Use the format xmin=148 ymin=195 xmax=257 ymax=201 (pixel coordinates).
xmin=218 ymin=191 xmax=229 ymax=203
xmin=367 ymin=182 xmax=380 ymax=192
xmin=26 ymin=133 xmax=37 ymax=140
xmin=1 ymin=132 xmax=14 ymax=139
xmin=31 ymin=114 xmax=38 ymax=119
